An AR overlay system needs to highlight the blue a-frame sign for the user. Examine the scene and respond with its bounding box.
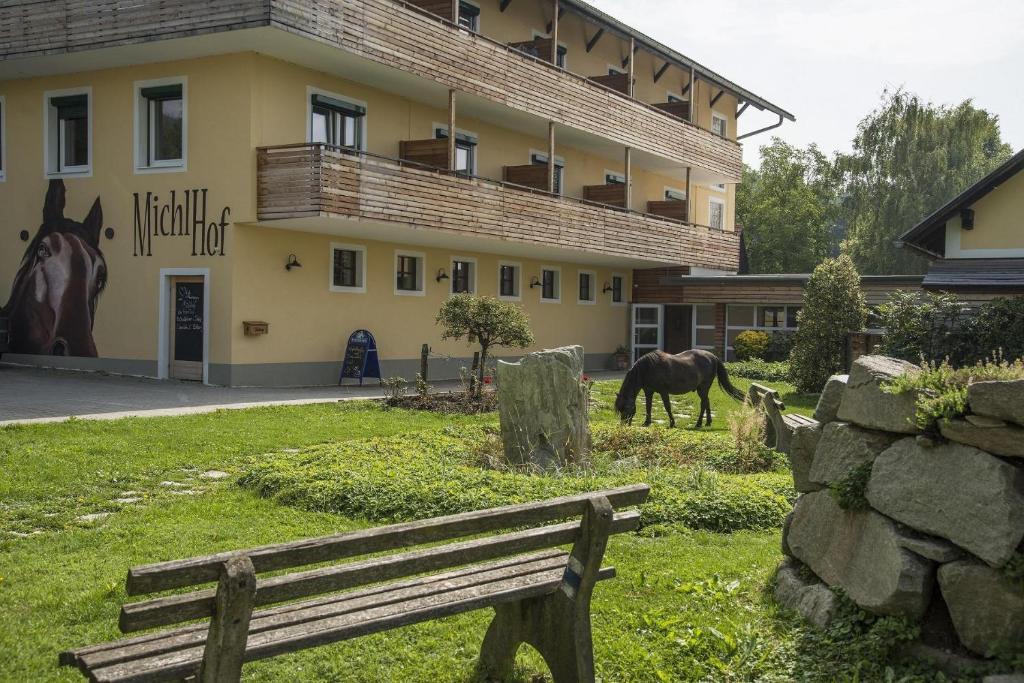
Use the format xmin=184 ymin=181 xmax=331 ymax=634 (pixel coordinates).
xmin=339 ymin=329 xmax=382 ymax=386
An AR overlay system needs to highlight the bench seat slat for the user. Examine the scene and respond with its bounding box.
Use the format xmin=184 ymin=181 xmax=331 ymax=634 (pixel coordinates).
xmin=91 ymin=565 xmax=616 ymax=683
xmin=119 ymin=511 xmax=640 ymax=633
xmin=72 ymin=550 xmax=570 ymax=672
xmin=126 ymin=484 xmax=650 ymax=595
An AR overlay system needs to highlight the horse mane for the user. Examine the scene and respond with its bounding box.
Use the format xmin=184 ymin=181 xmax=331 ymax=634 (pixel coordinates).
xmin=618 ymin=351 xmax=657 ymax=406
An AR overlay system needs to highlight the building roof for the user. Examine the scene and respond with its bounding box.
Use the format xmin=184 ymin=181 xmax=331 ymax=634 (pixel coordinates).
xmin=659 ymin=274 xmax=924 ymax=286
xmin=922 ymin=258 xmax=1024 ymax=291
xmin=562 ymin=0 xmax=795 ymax=123
xmin=898 ymin=148 xmax=1024 ymax=256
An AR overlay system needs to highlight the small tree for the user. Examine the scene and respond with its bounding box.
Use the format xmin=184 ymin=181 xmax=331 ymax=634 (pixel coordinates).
xmin=436 ymin=295 xmax=534 ymax=397
xmin=788 ymin=255 xmax=867 ymax=393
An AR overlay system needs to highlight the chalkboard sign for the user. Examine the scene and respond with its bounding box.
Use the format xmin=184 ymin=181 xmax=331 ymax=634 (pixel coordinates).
xmin=339 ymin=329 xmax=381 ymax=386
xmin=174 ymin=283 xmax=204 ymax=362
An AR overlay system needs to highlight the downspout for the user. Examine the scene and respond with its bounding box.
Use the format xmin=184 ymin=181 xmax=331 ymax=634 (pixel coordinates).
xmin=737 ymin=113 xmax=784 ymax=141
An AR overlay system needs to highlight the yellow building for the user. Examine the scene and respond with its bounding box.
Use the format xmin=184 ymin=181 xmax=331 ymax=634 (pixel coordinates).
xmin=899 ymin=149 xmax=1024 ymax=301
xmin=0 ymin=0 xmax=792 ymax=385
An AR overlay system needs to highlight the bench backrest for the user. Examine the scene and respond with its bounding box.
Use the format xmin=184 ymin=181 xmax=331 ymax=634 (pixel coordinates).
xmin=119 ymin=485 xmax=650 ymax=633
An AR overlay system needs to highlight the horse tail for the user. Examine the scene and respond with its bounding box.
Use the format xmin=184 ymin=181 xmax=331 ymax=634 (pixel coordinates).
xmin=715 ymin=356 xmax=745 ymax=401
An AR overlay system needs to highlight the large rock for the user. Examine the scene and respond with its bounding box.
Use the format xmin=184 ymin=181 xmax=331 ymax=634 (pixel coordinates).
xmin=788 ymin=422 xmax=825 ymax=493
xmin=867 ymin=438 xmax=1024 ymax=567
xmin=940 ymin=417 xmax=1024 ymax=458
xmin=496 ymin=346 xmax=589 ymax=469
xmin=969 ymin=380 xmax=1024 ymax=427
xmin=786 ymin=490 xmax=933 ymax=618
xmin=813 ymin=374 xmax=848 ymax=423
xmin=836 ymin=356 xmax=922 ymax=434
xmin=939 ymin=560 xmax=1024 ymax=656
xmin=808 ymin=422 xmax=899 ymax=486
xmin=774 ymin=558 xmax=839 ymax=629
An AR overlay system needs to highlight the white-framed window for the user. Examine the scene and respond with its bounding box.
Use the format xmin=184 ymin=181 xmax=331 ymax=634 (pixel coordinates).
xmin=708 ymin=197 xmax=725 ymax=230
xmin=710 ymin=182 xmax=727 ymax=192
xmin=711 ymin=111 xmax=728 ymax=137
xmin=530 ymin=151 xmax=564 ymax=195
xmin=724 ymin=304 xmax=801 ymax=360
xmin=308 ymin=88 xmax=367 ymax=150
xmin=498 ymin=261 xmax=521 ymax=301
xmin=664 ymin=187 xmax=686 ymax=201
xmin=610 ymin=273 xmax=626 ymax=305
xmin=693 ymin=304 xmax=715 ymax=350
xmin=434 ymin=124 xmax=477 ymax=175
xmin=330 ymin=243 xmax=367 ymax=293
xmin=450 ymin=256 xmax=477 ymax=294
xmin=0 ymin=95 xmax=6 ymax=182
xmin=44 ymin=87 xmax=92 ymax=177
xmin=632 ymin=304 xmax=662 ymax=362
xmin=577 ymin=270 xmax=596 ymax=304
xmin=134 ymin=77 xmax=186 ymax=173
xmin=457 ymin=0 xmax=480 ymax=31
xmin=394 ymin=250 xmax=426 ymax=296
xmin=604 ymin=171 xmax=625 ymax=185
xmin=539 ymin=266 xmax=560 ymax=303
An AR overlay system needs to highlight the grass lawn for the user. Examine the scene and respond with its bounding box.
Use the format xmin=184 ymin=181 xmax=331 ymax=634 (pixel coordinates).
xmin=0 ymin=378 xmax=955 ymax=682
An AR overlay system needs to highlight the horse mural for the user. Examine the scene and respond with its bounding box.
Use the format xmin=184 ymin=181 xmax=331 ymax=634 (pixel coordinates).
xmin=614 ymin=349 xmax=745 ymax=429
xmin=2 ymin=180 xmax=107 ymax=357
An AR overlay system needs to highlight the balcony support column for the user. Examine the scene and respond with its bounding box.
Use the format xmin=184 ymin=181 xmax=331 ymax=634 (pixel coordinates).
xmin=689 ymin=67 xmax=697 ymax=123
xmin=685 ymin=167 xmax=692 ymax=223
xmin=451 ymin=0 xmax=458 ymax=24
xmin=627 ymin=37 xmax=635 ymax=97
xmin=448 ymin=89 xmax=457 ymax=171
xmin=550 ymin=0 xmax=559 ymax=64
xmin=624 ymin=146 xmax=632 ymax=211
xmin=548 ymin=122 xmax=557 ymax=193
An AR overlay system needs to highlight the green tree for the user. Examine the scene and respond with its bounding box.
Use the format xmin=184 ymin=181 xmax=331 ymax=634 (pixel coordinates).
xmin=838 ymin=89 xmax=1013 ymax=274
xmin=737 ymin=139 xmax=838 ymax=273
xmin=789 ymin=255 xmax=867 ymax=393
xmin=436 ymin=294 xmax=534 ymax=397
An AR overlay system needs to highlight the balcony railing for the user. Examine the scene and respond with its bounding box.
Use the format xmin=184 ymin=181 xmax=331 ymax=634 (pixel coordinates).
xmin=257 ymin=144 xmax=740 ymax=270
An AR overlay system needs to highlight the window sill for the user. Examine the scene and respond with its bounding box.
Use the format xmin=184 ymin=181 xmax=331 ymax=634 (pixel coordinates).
xmin=540 ymin=297 xmax=561 ymax=304
xmin=498 ymin=295 xmax=522 ymax=302
xmin=329 ymin=285 xmax=366 ymax=294
xmin=135 ymin=163 xmax=187 ymax=175
xmin=394 ymin=289 xmax=426 ymax=297
xmin=46 ymin=168 xmax=92 ymax=179
xmin=577 ymin=299 xmax=597 ymax=306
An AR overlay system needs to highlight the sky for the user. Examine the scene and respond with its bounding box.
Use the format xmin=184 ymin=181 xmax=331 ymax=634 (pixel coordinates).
xmin=587 ymin=0 xmax=1024 ymax=169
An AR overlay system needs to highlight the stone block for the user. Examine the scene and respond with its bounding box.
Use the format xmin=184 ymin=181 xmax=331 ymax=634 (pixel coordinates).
xmin=969 ymin=380 xmax=1024 ymax=427
xmin=939 ymin=560 xmax=1024 ymax=657
xmin=813 ymin=374 xmax=848 ymax=423
xmin=940 ymin=418 xmax=1024 ymax=458
xmin=836 ymin=355 xmax=921 ymax=434
xmin=808 ymin=422 xmax=899 ymax=486
xmin=788 ymin=422 xmax=825 ymax=493
xmin=774 ymin=558 xmax=840 ymax=629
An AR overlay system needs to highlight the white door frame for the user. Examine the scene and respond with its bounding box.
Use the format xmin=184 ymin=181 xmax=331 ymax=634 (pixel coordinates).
xmin=631 ymin=303 xmax=663 ymax=361
xmin=158 ymin=268 xmax=211 ymax=384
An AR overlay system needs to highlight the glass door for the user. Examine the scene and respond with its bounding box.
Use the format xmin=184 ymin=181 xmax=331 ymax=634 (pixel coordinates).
xmin=631 ymin=304 xmax=662 ymax=362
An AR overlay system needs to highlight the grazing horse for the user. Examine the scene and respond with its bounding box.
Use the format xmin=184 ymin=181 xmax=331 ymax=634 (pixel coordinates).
xmin=614 ymin=349 xmax=744 ymax=428
xmin=2 ymin=180 xmax=107 ymax=357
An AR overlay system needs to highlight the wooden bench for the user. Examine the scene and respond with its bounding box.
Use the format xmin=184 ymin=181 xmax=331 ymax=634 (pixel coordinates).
xmin=747 ymin=383 xmax=818 ymax=454
xmin=60 ymin=485 xmax=650 ymax=683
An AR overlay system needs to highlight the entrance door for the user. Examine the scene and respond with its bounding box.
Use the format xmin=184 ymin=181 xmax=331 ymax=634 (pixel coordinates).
xmin=663 ymin=305 xmax=693 ymax=354
xmin=631 ymin=304 xmax=662 ymax=362
xmin=170 ymin=276 xmax=205 ymax=381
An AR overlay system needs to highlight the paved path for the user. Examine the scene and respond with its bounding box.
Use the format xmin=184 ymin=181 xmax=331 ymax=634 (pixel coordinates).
xmin=0 ymin=363 xmax=624 ymax=425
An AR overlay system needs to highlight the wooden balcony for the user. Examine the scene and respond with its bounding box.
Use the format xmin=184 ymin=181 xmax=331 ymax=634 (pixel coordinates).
xmin=399 ymin=139 xmax=449 ymax=168
xmin=503 ymin=164 xmax=550 ymax=191
xmin=653 ymin=101 xmax=691 ymax=120
xmin=647 ymin=200 xmax=688 ymax=222
xmin=257 ymin=144 xmax=740 ymax=270
xmin=403 ymin=0 xmax=455 ymax=21
xmin=0 ymin=0 xmax=743 ymax=181
xmin=587 ymin=73 xmax=631 ymax=96
xmin=583 ymin=184 xmax=627 ymax=208
xmin=509 ymin=38 xmax=554 ymax=63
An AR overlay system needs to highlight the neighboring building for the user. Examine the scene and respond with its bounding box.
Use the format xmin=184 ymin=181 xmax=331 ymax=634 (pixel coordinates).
xmin=632 ymin=270 xmax=923 ymax=361
xmin=0 ymin=0 xmax=792 ymax=384
xmin=897 ymin=148 xmax=1024 ymax=304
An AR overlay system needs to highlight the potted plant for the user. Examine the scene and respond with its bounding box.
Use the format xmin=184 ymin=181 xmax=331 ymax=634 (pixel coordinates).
xmin=613 ymin=345 xmax=630 ymax=370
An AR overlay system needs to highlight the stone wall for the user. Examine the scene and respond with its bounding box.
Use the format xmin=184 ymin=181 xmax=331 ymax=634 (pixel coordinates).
xmin=776 ymin=355 xmax=1024 ymax=662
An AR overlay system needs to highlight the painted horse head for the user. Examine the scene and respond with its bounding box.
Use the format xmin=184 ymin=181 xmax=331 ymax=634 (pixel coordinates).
xmin=3 ymin=180 xmax=107 ymax=357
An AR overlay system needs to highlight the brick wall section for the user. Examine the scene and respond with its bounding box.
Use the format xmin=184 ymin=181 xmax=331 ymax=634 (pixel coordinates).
xmin=258 ymin=145 xmax=741 ymax=269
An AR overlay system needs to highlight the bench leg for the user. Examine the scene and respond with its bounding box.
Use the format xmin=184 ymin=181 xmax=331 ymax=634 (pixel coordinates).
xmin=477 ymin=497 xmax=612 ymax=683
xmin=200 ymin=555 xmax=256 ymax=683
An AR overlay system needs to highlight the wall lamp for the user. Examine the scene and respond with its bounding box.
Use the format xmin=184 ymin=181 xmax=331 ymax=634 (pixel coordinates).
xmin=285 ymin=254 xmax=302 ymax=271
xmin=436 ymin=268 xmax=450 ymax=283
xmin=602 ymin=282 xmax=613 ymax=293
xmin=529 ymin=276 xmax=542 ymax=289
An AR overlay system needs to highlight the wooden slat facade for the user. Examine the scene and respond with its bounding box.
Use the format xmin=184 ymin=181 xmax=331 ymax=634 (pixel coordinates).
xmin=633 ymin=274 xmax=924 ymax=306
xmin=257 ymin=144 xmax=741 ymax=270
xmin=0 ymin=0 xmax=743 ymax=181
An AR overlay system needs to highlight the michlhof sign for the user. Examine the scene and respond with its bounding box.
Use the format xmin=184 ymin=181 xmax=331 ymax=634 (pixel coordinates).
xmin=133 ymin=189 xmax=230 ymax=257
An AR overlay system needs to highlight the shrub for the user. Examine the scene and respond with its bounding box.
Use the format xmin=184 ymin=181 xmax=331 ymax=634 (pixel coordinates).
xmin=436 ymin=295 xmax=534 ymax=397
xmin=734 ymin=330 xmax=770 ymax=360
xmin=830 ymin=462 xmax=872 ymax=510
xmin=726 ymin=359 xmax=790 ymax=382
xmin=876 ymin=290 xmax=968 ymax=363
xmin=239 ymin=430 xmax=791 ymax=533
xmin=788 ymin=256 xmax=867 ymax=393
xmin=765 ymin=330 xmax=797 ymax=362
xmin=726 ymin=400 xmax=777 ymax=474
xmin=970 ymin=297 xmax=1024 ymax=363
xmin=884 ymin=354 xmax=1024 ymax=429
